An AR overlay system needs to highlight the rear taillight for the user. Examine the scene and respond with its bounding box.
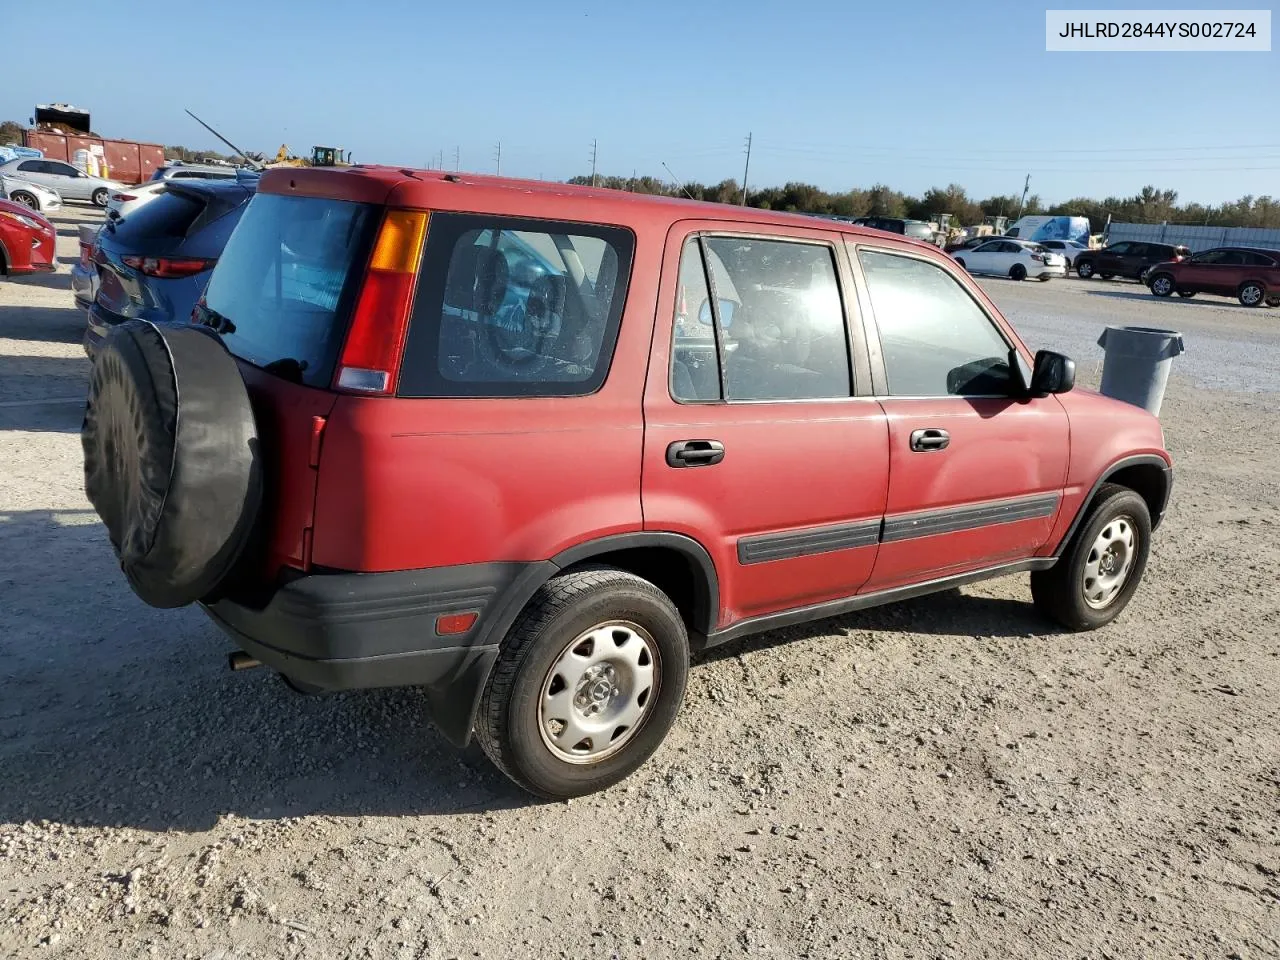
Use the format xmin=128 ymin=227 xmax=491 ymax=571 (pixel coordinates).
xmin=121 ymin=255 xmax=215 ymax=279
xmin=111 ymin=193 xmax=136 ymax=202
xmin=79 ymin=242 xmax=92 ymax=269
xmin=335 ymin=209 xmax=429 ymax=395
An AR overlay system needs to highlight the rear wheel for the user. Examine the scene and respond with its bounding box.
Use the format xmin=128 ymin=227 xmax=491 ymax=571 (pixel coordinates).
xmin=1238 ymin=282 xmax=1265 ymax=307
xmin=1149 ymin=273 xmax=1174 ymax=297
xmin=1010 ymin=263 xmax=1027 ymax=282
xmin=10 ymin=191 xmax=39 ymax=210
xmin=1031 ymin=484 xmax=1151 ymax=631
xmin=476 ymin=567 xmax=689 ymax=799
xmin=92 ymin=187 xmax=109 ymax=207
xmin=1076 ymin=261 xmax=1094 ymax=279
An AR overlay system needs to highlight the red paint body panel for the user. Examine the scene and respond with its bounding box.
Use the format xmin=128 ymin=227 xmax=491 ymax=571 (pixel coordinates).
xmin=228 ymin=166 xmax=1171 ymax=634
xmin=640 ymin=219 xmax=889 ymax=627
xmin=866 ymin=397 xmax=1069 ymax=590
xmin=235 ymin=362 xmax=338 ymax=575
xmin=0 ymin=200 xmax=56 ymax=275
xmin=1036 ymin=388 xmax=1169 ymax=556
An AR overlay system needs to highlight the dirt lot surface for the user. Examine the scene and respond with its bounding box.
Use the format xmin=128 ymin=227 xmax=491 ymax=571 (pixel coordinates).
xmin=2 ymin=217 xmax=1277 ymax=959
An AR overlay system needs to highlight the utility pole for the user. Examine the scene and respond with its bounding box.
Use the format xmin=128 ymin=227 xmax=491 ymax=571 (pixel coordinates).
xmin=455 ymin=146 xmax=460 ymax=171
xmin=590 ymin=139 xmax=599 ymax=187
xmin=741 ymin=132 xmax=752 ymax=206
xmin=1016 ymin=173 xmax=1031 ymax=219
xmin=494 ymin=141 xmax=502 ymax=175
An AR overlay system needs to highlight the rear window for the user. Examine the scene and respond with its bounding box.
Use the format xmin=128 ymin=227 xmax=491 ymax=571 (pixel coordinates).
xmin=112 ymin=189 xmax=205 ymax=238
xmin=397 ymin=214 xmax=635 ymax=398
xmin=903 ymin=222 xmax=934 ymax=240
xmin=200 ymin=193 xmax=379 ymax=389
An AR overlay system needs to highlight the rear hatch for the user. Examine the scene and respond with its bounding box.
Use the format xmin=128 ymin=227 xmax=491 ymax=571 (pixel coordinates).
xmin=93 ymin=181 xmax=249 ymax=326
xmin=194 ymin=191 xmax=382 ymax=578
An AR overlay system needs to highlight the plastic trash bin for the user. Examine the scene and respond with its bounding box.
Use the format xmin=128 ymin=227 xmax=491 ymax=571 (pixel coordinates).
xmin=1096 ymin=325 xmax=1185 ymax=416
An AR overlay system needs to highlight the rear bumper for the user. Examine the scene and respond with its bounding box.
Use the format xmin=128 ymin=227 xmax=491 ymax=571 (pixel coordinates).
xmin=201 ymin=560 xmax=554 ymax=745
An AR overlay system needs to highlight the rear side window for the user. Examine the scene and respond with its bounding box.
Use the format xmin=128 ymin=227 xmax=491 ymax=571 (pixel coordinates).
xmin=201 ymin=194 xmax=379 ymax=389
xmin=112 ymin=189 xmax=205 ymax=239
xmin=397 ymin=214 xmax=634 ymax=398
xmin=670 ymin=235 xmax=851 ymax=402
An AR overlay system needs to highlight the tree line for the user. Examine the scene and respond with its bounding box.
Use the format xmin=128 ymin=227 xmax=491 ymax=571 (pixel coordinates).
xmin=567 ymin=176 xmax=1280 ymax=231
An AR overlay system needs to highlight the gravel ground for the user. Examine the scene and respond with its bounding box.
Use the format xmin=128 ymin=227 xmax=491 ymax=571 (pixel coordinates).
xmin=2 ymin=223 xmax=1277 ymax=960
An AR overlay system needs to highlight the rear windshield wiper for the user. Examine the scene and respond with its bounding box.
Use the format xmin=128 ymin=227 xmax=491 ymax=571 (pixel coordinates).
xmin=262 ymin=357 xmax=309 ymax=383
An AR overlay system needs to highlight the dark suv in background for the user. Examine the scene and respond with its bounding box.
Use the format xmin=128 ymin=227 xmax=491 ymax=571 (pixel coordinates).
xmin=1074 ymin=241 xmax=1190 ymax=282
xmin=1147 ymin=246 xmax=1280 ymax=307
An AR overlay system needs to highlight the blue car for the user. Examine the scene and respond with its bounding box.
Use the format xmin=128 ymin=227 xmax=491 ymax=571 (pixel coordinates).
xmin=84 ymin=176 xmax=258 ymax=355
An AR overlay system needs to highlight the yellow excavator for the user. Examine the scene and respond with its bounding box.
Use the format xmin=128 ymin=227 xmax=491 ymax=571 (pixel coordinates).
xmin=268 ymin=144 xmax=352 ymax=168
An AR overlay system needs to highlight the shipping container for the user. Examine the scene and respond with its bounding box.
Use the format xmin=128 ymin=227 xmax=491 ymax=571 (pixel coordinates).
xmin=21 ymin=129 xmax=165 ymax=184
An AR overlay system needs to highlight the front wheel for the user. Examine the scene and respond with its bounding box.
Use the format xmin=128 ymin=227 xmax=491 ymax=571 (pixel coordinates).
xmin=92 ymin=188 xmax=109 ymax=207
xmin=1238 ymin=282 xmax=1265 ymax=307
xmin=1076 ymin=261 xmax=1094 ymax=279
xmin=476 ymin=567 xmax=689 ymax=799
xmin=1010 ymin=263 xmax=1027 ymax=282
xmin=1031 ymin=484 xmax=1151 ymax=631
xmin=10 ymin=191 xmax=39 ymax=210
xmin=1149 ymin=274 xmax=1175 ymax=297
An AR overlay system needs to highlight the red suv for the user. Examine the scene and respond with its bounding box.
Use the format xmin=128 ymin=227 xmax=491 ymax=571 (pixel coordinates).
xmin=1147 ymin=246 xmax=1280 ymax=307
xmin=82 ymin=168 xmax=1173 ymax=799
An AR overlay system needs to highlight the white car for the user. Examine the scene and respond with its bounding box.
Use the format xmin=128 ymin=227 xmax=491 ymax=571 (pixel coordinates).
xmin=951 ymin=238 xmax=1066 ymax=281
xmin=0 ymin=157 xmax=125 ymax=207
xmin=1036 ymin=238 xmax=1089 ymax=269
xmin=105 ymin=181 xmax=169 ymax=221
xmin=1 ymin=175 xmax=62 ymax=214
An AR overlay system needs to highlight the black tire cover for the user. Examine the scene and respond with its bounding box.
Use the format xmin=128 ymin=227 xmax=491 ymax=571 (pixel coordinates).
xmin=82 ymin=321 xmax=262 ymax=608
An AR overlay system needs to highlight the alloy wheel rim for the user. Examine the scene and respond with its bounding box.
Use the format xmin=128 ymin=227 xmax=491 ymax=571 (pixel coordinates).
xmin=1153 ymin=277 xmax=1172 ymax=295
xmin=1083 ymin=516 xmax=1137 ymax=609
xmin=1242 ymin=285 xmax=1262 ymax=305
xmin=538 ymin=620 xmax=660 ymax=764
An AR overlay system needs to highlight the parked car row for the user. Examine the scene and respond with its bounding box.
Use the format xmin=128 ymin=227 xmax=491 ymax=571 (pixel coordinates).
xmin=0 ymin=156 xmax=124 ymax=207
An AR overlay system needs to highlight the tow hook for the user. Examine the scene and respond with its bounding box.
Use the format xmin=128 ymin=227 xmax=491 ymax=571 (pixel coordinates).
xmin=228 ymin=651 xmax=262 ymax=671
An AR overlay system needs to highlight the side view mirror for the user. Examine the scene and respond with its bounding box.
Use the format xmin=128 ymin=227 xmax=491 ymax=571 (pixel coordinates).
xmin=697 ymin=298 xmax=736 ymax=329
xmin=1029 ymin=349 xmax=1076 ymax=396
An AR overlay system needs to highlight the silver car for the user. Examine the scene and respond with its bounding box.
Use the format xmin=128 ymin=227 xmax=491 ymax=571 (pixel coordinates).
xmin=1 ymin=174 xmax=62 ymax=213
xmin=0 ymin=157 xmax=124 ymax=207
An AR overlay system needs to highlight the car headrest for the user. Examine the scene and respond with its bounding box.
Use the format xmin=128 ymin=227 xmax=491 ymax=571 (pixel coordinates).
xmin=444 ymin=245 xmax=509 ymax=315
xmin=525 ymin=274 xmax=567 ymax=331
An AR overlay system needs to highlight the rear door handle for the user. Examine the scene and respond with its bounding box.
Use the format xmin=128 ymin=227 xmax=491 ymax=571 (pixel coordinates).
xmin=909 ymin=428 xmax=950 ymax=452
xmin=666 ymin=439 xmax=725 ymax=467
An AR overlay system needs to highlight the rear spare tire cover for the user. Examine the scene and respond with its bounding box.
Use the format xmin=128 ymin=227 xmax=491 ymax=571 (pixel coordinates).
xmin=82 ymin=321 xmax=262 ymax=608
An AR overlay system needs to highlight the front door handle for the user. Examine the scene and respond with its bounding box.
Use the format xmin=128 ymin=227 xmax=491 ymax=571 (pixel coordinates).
xmin=909 ymin=428 xmax=950 ymax=452
xmin=667 ymin=439 xmax=725 ymax=467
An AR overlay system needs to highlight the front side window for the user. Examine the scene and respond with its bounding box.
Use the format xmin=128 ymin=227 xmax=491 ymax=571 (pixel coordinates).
xmin=670 ymin=235 xmax=852 ymax=402
xmin=858 ymin=249 xmax=1014 ymax=398
xmin=1106 ymin=242 xmax=1131 ymax=255
xmin=1192 ymin=250 xmax=1228 ymax=264
xmin=398 ymin=214 xmax=634 ymax=398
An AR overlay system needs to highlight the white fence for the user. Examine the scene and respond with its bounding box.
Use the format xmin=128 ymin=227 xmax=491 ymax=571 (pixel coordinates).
xmin=1103 ymin=222 xmax=1280 ymax=252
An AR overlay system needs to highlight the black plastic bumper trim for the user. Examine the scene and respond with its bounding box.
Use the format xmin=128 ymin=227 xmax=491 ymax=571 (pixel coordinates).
xmin=737 ymin=519 xmax=881 ymax=564
xmin=882 ymin=494 xmax=1060 ymax=544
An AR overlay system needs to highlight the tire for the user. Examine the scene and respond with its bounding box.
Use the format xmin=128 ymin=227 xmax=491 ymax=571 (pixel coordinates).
xmin=1238 ymin=282 xmax=1265 ymax=307
xmin=1137 ymin=267 xmax=1150 ymax=284
xmin=10 ymin=191 xmax=39 ymax=210
xmin=1010 ymin=263 xmax=1027 ymax=282
xmin=92 ymin=188 xmax=109 ymax=207
xmin=1099 ymin=273 xmax=1114 ymax=280
xmin=1031 ymin=484 xmax=1151 ymax=631
xmin=1076 ymin=261 xmax=1094 ymax=279
xmin=476 ymin=567 xmax=689 ymax=800
xmin=1265 ymin=294 xmax=1280 ymax=308
xmin=1038 ymin=274 xmax=1052 ymax=282
xmin=82 ymin=321 xmax=263 ymax=608
xmin=1178 ymin=291 xmax=1196 ymax=299
xmin=1149 ymin=273 xmax=1174 ymax=297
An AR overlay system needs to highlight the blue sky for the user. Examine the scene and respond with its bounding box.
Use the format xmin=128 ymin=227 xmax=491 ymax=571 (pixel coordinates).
xmin=3 ymin=0 xmax=1275 ymax=204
